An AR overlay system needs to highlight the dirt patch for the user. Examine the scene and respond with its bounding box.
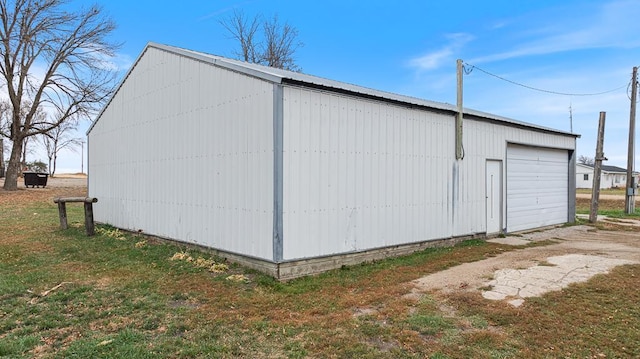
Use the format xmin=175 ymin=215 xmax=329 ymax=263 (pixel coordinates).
xmin=406 ymin=225 xmax=640 ymax=306
xmin=576 ymin=193 xmax=634 ymax=200
xmin=0 ymin=176 xmax=86 ymax=206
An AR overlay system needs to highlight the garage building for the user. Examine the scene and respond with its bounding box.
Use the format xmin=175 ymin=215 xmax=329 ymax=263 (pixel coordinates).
xmin=87 ymin=43 xmax=578 ymax=279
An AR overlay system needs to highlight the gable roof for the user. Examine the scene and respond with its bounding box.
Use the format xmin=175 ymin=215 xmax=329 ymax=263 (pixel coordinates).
xmin=602 ymin=165 xmax=628 ymax=173
xmin=88 ymin=42 xmax=581 ymax=138
xmin=577 ymin=163 xmax=633 ymax=174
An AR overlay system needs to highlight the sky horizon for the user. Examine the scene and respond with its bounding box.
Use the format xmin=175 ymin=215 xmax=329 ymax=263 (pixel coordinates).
xmin=14 ymin=0 xmax=640 ymax=173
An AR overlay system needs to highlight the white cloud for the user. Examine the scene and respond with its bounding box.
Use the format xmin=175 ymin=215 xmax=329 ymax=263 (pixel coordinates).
xmin=197 ymin=1 xmax=258 ymax=21
xmin=469 ymin=0 xmax=640 ymax=64
xmin=91 ymin=51 xmax=134 ymax=72
xmin=408 ymin=33 xmax=474 ymax=71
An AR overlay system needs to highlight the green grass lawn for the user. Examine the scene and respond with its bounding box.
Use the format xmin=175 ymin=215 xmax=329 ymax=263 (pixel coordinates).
xmin=575 ymin=188 xmax=627 ymax=195
xmin=1 ymin=191 xmax=639 ymax=358
xmin=575 ymin=196 xmax=640 ymax=217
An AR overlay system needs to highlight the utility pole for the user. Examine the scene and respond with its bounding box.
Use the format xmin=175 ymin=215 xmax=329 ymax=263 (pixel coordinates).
xmin=590 ymin=112 xmax=606 ymax=223
xmin=456 ymin=59 xmax=463 ymax=160
xmin=625 ymin=66 xmax=637 ymax=214
xmin=569 ymin=102 xmax=573 ymax=133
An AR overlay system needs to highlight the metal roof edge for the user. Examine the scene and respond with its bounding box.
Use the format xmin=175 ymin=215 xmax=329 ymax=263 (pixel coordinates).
xmin=88 ymin=42 xmax=580 ymax=140
xmin=153 ymin=43 xmax=283 ymax=83
xmin=86 ymin=42 xmax=155 ymax=135
xmin=464 ymin=108 xmax=580 ymax=138
xmin=87 ymin=42 xmax=284 ymax=136
xmin=282 ymin=77 xmax=579 ymax=138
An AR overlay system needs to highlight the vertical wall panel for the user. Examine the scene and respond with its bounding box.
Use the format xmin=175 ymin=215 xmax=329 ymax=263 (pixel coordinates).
xmin=88 ymin=47 xmax=274 ymax=260
xmin=281 ymin=87 xmax=575 ymax=261
xmin=282 ymin=88 xmax=456 ymax=260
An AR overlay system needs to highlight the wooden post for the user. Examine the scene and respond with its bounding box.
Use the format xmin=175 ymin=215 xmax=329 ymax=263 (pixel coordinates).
xmin=54 ymin=197 xmax=98 ymax=236
xmin=590 ymin=112 xmax=606 ymax=223
xmin=57 ymin=201 xmax=68 ymax=229
xmin=84 ymin=202 xmax=95 ymax=236
xmin=625 ymin=66 xmax=637 ymax=214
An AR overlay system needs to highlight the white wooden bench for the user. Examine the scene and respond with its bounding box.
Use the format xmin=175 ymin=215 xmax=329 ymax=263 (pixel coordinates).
xmin=53 ymin=197 xmax=98 ymax=236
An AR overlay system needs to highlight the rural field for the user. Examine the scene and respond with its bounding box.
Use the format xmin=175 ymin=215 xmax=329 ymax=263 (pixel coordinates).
xmin=1 ymin=178 xmax=640 ymax=358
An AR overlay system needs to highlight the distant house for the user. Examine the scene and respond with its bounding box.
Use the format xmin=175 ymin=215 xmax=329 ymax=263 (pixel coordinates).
xmin=576 ymin=163 xmax=638 ymax=189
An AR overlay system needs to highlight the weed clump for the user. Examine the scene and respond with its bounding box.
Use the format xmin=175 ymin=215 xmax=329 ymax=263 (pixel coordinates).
xmin=170 ymin=252 xmax=229 ymax=274
xmin=96 ymin=227 xmax=126 ymax=240
xmin=226 ymin=274 xmax=249 ymax=283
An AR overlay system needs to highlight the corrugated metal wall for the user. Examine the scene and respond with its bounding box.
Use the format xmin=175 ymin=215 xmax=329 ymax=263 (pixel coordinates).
xmin=281 ymin=88 xmax=454 ymax=260
xmin=88 ymin=47 xmax=275 ymax=260
xmin=281 ymin=86 xmax=575 ymax=260
xmin=88 ymin=45 xmax=576 ymax=265
xmin=461 ymin=120 xmax=574 ymax=236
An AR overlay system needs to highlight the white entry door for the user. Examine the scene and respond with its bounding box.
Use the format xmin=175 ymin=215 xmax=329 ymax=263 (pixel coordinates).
xmin=486 ymin=160 xmax=502 ymax=234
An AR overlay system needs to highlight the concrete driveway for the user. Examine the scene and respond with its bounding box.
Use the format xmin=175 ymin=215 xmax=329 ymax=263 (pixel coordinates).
xmin=406 ymin=222 xmax=640 ymax=307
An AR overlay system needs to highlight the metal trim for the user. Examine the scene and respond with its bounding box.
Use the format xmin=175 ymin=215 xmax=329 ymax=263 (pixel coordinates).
xmin=567 ymin=149 xmax=577 ymax=223
xmin=273 ymin=84 xmax=284 ymax=262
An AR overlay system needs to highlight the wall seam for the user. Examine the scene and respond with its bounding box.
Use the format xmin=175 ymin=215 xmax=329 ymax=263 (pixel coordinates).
xmin=273 ymin=84 xmax=284 ymax=262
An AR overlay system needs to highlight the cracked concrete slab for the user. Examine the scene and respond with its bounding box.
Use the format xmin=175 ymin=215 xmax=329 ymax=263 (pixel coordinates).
xmin=406 ymin=224 xmax=640 ymax=307
xmin=482 ymin=254 xmax=636 ymax=306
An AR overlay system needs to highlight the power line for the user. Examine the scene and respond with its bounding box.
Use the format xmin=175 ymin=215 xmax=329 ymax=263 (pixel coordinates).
xmin=463 ymin=61 xmax=628 ymax=97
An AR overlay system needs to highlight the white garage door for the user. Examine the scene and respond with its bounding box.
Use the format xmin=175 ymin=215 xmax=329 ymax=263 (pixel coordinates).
xmin=507 ymin=144 xmax=569 ymax=232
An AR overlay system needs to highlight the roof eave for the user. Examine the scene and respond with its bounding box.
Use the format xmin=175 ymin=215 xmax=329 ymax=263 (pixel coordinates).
xmin=154 ymin=43 xmax=283 ymax=84
xmin=88 ymin=42 xmax=581 ymax=141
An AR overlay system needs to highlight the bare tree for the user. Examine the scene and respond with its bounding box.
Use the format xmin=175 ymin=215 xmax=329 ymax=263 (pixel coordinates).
xmin=220 ymin=9 xmax=260 ymax=64
xmin=261 ymin=15 xmax=302 ymax=71
xmin=0 ymin=101 xmax=7 ymax=177
xmin=221 ymin=10 xmax=302 ymax=71
xmin=0 ymin=0 xmax=119 ymax=190
xmin=578 ymin=155 xmax=595 ymax=166
xmin=0 ymin=99 xmax=43 ymax=175
xmin=0 ymin=138 xmax=4 ymax=177
xmin=39 ymin=121 xmax=80 ymax=177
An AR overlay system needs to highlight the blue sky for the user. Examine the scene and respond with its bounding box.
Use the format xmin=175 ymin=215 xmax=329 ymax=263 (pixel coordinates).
xmin=48 ymin=0 xmax=640 ymax=172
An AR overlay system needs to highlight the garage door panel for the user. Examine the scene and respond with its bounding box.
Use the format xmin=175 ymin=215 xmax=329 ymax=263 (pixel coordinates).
xmin=507 ymin=144 xmax=568 ymax=232
xmin=508 ymin=188 xmax=567 ymax=199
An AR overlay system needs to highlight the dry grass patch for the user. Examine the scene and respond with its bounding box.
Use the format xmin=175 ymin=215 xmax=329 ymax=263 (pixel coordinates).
xmin=576 ymin=196 xmax=640 ymax=214
xmin=442 ymin=264 xmax=640 ymax=358
xmin=2 ymin=186 xmax=639 ymax=358
xmin=0 ymin=186 xmax=86 ymax=207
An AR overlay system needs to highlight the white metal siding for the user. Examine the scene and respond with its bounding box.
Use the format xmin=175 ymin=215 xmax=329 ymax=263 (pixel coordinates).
xmin=506 ymin=144 xmax=568 ymax=232
xmin=88 ymin=44 xmax=577 ymax=265
xmin=281 ymin=86 xmax=575 ymax=260
xmin=88 ymin=47 xmax=274 ymax=260
xmin=281 ymin=88 xmax=455 ymax=260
